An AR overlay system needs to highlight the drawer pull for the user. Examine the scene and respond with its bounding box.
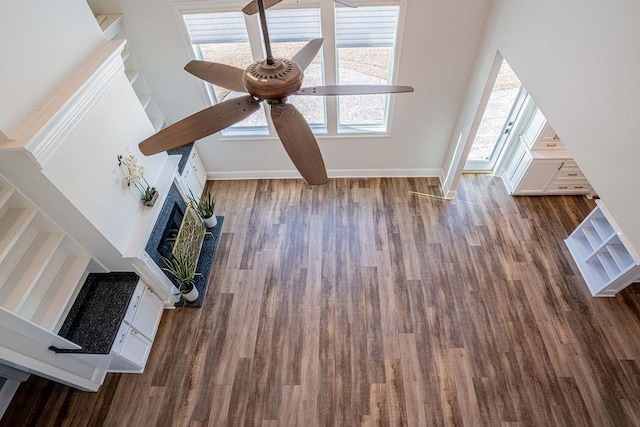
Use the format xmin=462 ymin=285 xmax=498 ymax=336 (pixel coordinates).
xmin=568 ymin=173 xmax=578 ymax=176
xmin=559 ymin=186 xmax=568 ymax=189
xmin=546 ymin=143 xmax=557 ymax=147
xmin=575 ymin=186 xmax=584 ymax=189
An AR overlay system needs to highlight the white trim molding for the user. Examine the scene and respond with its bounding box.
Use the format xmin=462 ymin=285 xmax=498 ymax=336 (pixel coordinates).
xmin=208 ymin=167 xmax=444 ymax=181
xmin=5 ymin=41 xmax=127 ymax=169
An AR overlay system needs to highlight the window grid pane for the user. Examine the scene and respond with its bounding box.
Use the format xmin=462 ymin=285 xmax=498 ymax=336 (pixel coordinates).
xmin=184 ymin=12 xmax=269 ymax=134
xmin=267 ymin=9 xmax=326 ymax=128
xmin=336 ymin=6 xmax=399 ymax=129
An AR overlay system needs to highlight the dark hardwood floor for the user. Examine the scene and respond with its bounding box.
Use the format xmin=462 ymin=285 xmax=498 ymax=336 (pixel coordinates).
xmin=5 ymin=175 xmax=640 ymax=426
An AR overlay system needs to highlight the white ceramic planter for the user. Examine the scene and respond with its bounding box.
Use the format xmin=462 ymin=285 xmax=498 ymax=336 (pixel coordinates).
xmin=203 ymin=215 xmax=217 ymax=228
xmin=182 ymin=286 xmax=199 ymax=302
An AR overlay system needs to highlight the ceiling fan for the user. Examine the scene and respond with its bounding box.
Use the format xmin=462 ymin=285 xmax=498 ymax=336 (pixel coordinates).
xmin=139 ymin=0 xmax=414 ymax=185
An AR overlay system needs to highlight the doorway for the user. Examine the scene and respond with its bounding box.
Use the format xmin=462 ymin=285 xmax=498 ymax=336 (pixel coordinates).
xmin=465 ymin=59 xmax=525 ymax=172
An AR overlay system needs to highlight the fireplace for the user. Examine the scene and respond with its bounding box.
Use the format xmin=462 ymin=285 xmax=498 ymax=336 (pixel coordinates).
xmin=144 ymin=183 xmax=187 ymax=274
xmin=157 ymin=202 xmax=184 ymax=259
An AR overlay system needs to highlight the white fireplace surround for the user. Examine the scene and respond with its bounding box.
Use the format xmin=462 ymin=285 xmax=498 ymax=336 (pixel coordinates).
xmin=0 ymin=39 xmax=183 ymax=392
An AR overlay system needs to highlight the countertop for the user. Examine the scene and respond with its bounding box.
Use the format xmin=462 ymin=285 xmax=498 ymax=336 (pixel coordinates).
xmin=168 ymin=143 xmax=193 ymax=175
xmin=56 ymin=272 xmax=139 ymax=354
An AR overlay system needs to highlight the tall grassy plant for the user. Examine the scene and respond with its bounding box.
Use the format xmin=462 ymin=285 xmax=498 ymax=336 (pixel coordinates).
xmin=188 ymin=190 xmax=215 ymax=219
xmin=161 ymin=255 xmax=197 ymax=294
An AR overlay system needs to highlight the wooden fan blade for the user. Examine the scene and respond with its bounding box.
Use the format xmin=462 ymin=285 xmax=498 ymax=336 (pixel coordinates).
xmin=270 ymin=103 xmax=328 ymax=185
xmin=291 ymin=38 xmax=324 ymax=72
xmin=335 ymin=0 xmax=357 ymax=7
xmin=242 ymin=0 xmax=282 ymax=15
xmin=296 ymin=85 xmax=414 ymax=96
xmin=139 ymin=95 xmax=260 ymax=155
xmin=184 ymin=61 xmax=247 ymax=93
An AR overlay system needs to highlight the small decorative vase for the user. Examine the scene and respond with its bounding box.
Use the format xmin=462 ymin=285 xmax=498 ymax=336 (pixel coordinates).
xmin=144 ymin=191 xmax=159 ymax=207
xmin=203 ymin=215 xmax=217 ymax=229
xmin=182 ymin=286 xmax=199 ymax=302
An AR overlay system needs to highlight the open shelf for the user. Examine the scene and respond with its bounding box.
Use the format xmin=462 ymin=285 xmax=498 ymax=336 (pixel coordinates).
xmin=0 ymin=232 xmax=64 ymax=312
xmin=607 ymin=237 xmax=634 ymax=271
xmin=596 ymin=250 xmax=621 ymax=280
xmin=590 ymin=217 xmax=615 ymax=241
xmin=0 ymin=177 xmax=92 ymax=330
xmin=582 ymin=226 xmax=603 ymax=248
xmin=565 ymin=201 xmax=640 ymax=297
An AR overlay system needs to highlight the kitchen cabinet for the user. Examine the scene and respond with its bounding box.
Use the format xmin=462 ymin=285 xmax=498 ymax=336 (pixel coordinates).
xmin=521 ymin=107 xmax=564 ymax=151
xmin=565 ymin=200 xmax=640 ymax=296
xmin=110 ymin=280 xmax=163 ymax=372
xmin=180 ymin=147 xmax=207 ymax=198
xmin=501 ymin=112 xmax=594 ymax=196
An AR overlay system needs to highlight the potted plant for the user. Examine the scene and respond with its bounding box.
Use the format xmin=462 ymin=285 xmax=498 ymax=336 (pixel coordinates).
xmin=118 ymin=154 xmax=159 ymax=207
xmin=161 ymin=255 xmax=200 ymax=302
xmin=189 ymin=190 xmax=217 ymax=228
xmin=142 ymin=186 xmax=158 ymax=207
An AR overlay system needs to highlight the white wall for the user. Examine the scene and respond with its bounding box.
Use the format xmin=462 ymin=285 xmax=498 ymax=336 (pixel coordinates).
xmin=43 ymin=75 xmax=167 ymax=254
xmin=86 ymin=0 xmax=492 ymax=178
xmin=0 ymin=0 xmax=105 ymax=136
xmin=445 ymin=0 xmax=640 ymax=249
xmin=0 ymin=0 xmax=170 ymax=267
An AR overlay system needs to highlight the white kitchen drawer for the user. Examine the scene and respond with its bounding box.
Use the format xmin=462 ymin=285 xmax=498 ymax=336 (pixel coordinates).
xmin=555 ymin=168 xmax=585 ymax=180
xmin=122 ymin=280 xmax=145 ymax=325
xmin=562 ymin=159 xmax=579 ymax=168
xmin=532 ymin=140 xmax=566 ymax=151
xmin=546 ymin=181 xmax=591 ymax=194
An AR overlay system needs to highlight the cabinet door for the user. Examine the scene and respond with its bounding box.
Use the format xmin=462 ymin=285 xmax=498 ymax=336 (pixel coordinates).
xmin=120 ymin=328 xmax=152 ymax=369
xmin=130 ymin=287 xmax=164 ymax=340
xmin=514 ymin=159 xmax=564 ymax=195
xmin=181 ymin=166 xmax=204 ymax=199
xmin=521 ymin=108 xmax=546 ymax=148
xmin=502 ymin=142 xmax=532 ymax=194
xmin=189 ymin=150 xmax=207 ymax=187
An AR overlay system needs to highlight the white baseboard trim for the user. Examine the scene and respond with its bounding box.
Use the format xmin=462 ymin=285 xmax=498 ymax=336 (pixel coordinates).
xmin=207 ymin=168 xmax=444 ymax=181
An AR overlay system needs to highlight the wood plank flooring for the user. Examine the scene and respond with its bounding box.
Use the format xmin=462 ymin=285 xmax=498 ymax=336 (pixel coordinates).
xmin=5 ymin=175 xmax=640 ymax=426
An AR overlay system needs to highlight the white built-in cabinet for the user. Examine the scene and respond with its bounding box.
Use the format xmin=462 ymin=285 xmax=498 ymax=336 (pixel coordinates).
xmin=110 ymin=280 xmax=163 ymax=372
xmin=0 ymin=175 xmax=90 ymax=333
xmin=502 ymin=107 xmax=594 ymax=196
xmin=97 ymin=14 xmax=166 ymax=132
xmin=565 ymin=200 xmax=640 ymax=296
xmin=180 ymin=148 xmax=208 ymax=198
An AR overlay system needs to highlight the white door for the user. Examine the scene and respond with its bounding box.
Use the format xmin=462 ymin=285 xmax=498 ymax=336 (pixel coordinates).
xmin=465 ymin=60 xmax=525 ymax=172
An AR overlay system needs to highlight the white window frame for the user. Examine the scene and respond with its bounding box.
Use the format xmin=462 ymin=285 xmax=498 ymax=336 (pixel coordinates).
xmin=171 ymin=0 xmax=404 ymax=140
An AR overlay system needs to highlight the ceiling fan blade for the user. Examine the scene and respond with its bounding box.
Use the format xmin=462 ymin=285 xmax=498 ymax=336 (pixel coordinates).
xmin=184 ymin=61 xmax=247 ymax=93
xmin=139 ymin=95 xmax=260 ymax=155
xmin=291 ymin=38 xmax=324 ymax=72
xmin=242 ymin=0 xmax=282 ymax=15
xmin=270 ymin=103 xmax=328 ymax=185
xmin=296 ymin=85 xmax=414 ymax=96
xmin=335 ymin=0 xmax=357 ymax=7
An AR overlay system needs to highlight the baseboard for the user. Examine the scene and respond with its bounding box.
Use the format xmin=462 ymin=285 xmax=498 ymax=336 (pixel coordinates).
xmin=207 ymin=168 xmax=444 ymax=181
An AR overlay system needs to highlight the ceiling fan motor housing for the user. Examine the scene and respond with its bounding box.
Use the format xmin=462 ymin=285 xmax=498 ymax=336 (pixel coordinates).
xmin=243 ymin=59 xmax=303 ymax=100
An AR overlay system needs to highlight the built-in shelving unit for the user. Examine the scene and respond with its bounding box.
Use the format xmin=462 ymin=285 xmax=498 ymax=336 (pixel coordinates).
xmin=0 ymin=176 xmax=90 ymax=331
xmin=96 ymin=14 xmax=167 ymax=132
xmin=565 ymin=200 xmax=640 ymax=296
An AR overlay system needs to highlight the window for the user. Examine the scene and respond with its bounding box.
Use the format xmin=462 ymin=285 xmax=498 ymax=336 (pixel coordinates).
xmin=180 ymin=2 xmax=401 ymax=137
xmin=266 ymin=8 xmax=326 ymax=132
xmin=336 ymin=6 xmax=399 ymax=132
xmin=183 ymin=12 xmax=269 ymax=134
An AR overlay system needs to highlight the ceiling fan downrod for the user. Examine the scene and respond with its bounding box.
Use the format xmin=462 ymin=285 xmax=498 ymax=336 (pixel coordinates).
xmin=256 ymin=0 xmax=275 ymax=65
